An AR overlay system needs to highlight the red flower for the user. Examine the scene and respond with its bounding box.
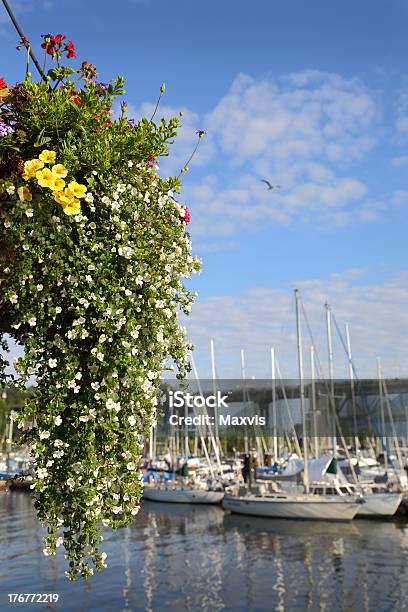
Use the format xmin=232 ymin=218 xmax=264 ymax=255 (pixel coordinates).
xmin=181 ymin=205 xmax=190 ymax=224
xmin=41 ymin=34 xmax=76 ymax=59
xmin=41 ymin=34 xmax=56 ymax=55
xmin=53 ymin=34 xmax=66 ymax=46
xmin=65 ymin=40 xmax=76 ymax=59
xmin=42 ymin=42 xmax=55 ymax=56
xmin=0 ymin=78 xmax=6 ymax=90
xmin=68 ymin=89 xmax=81 ymax=106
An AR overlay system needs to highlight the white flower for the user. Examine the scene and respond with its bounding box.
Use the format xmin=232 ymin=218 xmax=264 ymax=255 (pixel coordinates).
xmin=112 ymin=505 xmax=122 ymax=514
xmin=126 ymin=462 xmax=136 ymax=471
xmin=91 ymin=382 xmax=100 ymax=391
xmin=56 ymin=537 xmax=63 ymax=547
xmin=131 ymin=506 xmax=141 ymax=516
xmin=75 ymin=372 xmax=82 ymax=380
xmin=79 ymin=415 xmax=90 ymax=422
xmin=6 ymin=185 xmax=15 ymax=195
xmin=66 ymin=478 xmax=75 ymax=489
xmin=118 ymin=246 xmax=133 ymax=259
xmin=25 ymin=209 xmax=34 ymax=218
xmin=48 ymin=358 xmax=57 ymax=368
xmin=55 ymin=306 xmax=62 ymax=314
xmin=101 ymin=552 xmax=107 ymax=562
xmin=128 ymin=415 xmax=136 ymax=427
xmin=42 ymin=547 xmax=51 ymax=556
xmin=128 ymin=160 xmax=133 ymax=167
xmin=9 ymin=294 xmax=18 ymax=305
xmin=54 ymin=439 xmax=64 ymax=448
xmin=54 ymin=415 xmax=62 ymax=426
xmin=96 ymin=352 xmax=104 ymax=362
xmin=28 ymin=316 xmax=37 ymax=327
xmin=106 ymin=398 xmax=121 ymax=412
xmin=37 ymin=468 xmax=48 ymax=480
xmin=85 ymin=192 xmax=94 ymax=203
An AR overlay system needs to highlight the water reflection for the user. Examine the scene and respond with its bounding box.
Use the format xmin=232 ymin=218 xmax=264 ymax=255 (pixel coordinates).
xmin=1 ymin=492 xmax=408 ymax=611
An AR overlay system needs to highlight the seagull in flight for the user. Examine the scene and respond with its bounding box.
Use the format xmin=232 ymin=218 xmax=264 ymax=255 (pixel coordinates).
xmin=261 ymin=180 xmax=281 ymax=190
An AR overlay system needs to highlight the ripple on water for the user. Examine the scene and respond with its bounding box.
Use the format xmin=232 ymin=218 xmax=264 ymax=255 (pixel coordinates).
xmin=1 ymin=493 xmax=408 ymax=611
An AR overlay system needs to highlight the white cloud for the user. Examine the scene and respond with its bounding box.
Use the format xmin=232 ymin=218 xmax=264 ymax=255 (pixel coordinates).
xmin=187 ymin=70 xmax=379 ymax=235
xmin=185 ymin=271 xmax=408 ymax=379
xmin=186 ymin=173 xmax=368 ymax=237
xmin=205 ymin=70 xmax=377 ymax=167
xmin=129 ymin=70 xmax=407 ymax=237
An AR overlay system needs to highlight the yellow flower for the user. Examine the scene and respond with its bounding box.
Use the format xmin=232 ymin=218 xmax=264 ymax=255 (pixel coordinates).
xmin=22 ymin=158 xmax=44 ymax=180
xmin=53 ymin=187 xmax=80 ymax=215
xmin=36 ymin=168 xmax=56 ymax=189
xmin=53 ymin=189 xmax=71 ymax=206
xmin=17 ymin=186 xmax=32 ymax=202
xmin=67 ymin=181 xmax=87 ymax=199
xmin=62 ymin=199 xmax=81 ymax=216
xmin=52 ymin=164 xmax=68 ymax=179
xmin=39 ymin=150 xmax=57 ymax=164
xmin=53 ymin=178 xmax=66 ymax=192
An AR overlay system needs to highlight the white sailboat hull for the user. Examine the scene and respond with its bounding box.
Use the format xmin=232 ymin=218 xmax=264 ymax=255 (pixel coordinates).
xmin=357 ymin=493 xmax=402 ymax=517
xmin=223 ymin=494 xmax=360 ymax=521
xmin=143 ymin=487 xmax=224 ymax=504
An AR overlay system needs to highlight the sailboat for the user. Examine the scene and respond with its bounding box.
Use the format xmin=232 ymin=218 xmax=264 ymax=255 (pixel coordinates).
xmin=223 ymin=290 xmax=362 ymax=521
xmin=143 ymin=482 xmax=224 ymax=504
xmin=277 ymin=455 xmax=403 ymax=517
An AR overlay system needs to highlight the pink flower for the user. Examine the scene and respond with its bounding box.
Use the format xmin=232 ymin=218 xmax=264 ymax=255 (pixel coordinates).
xmin=181 ymin=205 xmax=190 ymax=224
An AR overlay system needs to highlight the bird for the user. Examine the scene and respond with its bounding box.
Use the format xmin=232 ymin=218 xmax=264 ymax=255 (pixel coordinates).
xmin=260 ymin=180 xmax=281 ymax=190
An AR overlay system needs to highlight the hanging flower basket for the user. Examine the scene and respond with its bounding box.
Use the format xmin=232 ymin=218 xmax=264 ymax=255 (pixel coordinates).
xmin=0 ymin=34 xmax=201 ymax=579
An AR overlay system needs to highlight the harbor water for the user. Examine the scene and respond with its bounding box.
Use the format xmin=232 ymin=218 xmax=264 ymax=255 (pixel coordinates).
xmin=1 ymin=492 xmax=408 ymax=611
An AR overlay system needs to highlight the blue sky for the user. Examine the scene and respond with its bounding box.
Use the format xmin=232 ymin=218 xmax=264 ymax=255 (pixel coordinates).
xmin=1 ymin=0 xmax=408 ymax=378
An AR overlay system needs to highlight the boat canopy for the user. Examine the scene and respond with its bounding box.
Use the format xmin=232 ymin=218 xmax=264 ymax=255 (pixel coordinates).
xmin=280 ymin=455 xmax=349 ymax=484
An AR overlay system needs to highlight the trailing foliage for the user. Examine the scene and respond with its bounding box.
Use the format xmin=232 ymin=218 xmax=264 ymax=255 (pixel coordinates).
xmin=0 ymin=35 xmax=200 ymax=579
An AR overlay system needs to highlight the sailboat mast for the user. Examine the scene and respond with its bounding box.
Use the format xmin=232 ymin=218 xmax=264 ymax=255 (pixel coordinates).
xmin=377 ymin=357 xmax=388 ymax=471
xmin=210 ymin=339 xmax=221 ymax=455
xmin=241 ymin=349 xmax=249 ymax=455
xmin=295 ymin=289 xmax=309 ymax=493
xmin=310 ymin=345 xmax=319 ymax=459
xmin=325 ymin=302 xmax=337 ymax=458
xmin=345 ymin=323 xmax=359 ymax=455
xmin=271 ymin=347 xmax=278 ymax=462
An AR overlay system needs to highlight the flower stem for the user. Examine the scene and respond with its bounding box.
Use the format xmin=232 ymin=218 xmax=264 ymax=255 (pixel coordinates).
xmin=178 ymin=134 xmax=204 ymax=177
